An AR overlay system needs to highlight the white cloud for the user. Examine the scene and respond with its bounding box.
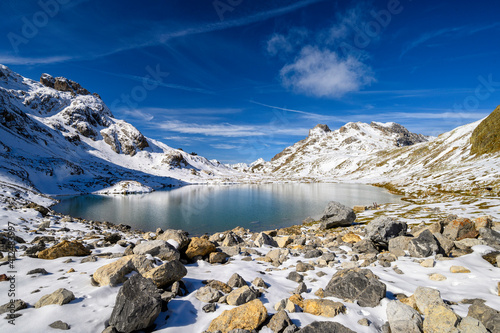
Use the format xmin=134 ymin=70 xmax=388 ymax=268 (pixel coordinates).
xmin=211 ymin=143 xmax=240 ymax=150
xmin=280 ymin=46 xmax=374 ymax=98
xmin=0 ymin=55 xmax=73 ymax=65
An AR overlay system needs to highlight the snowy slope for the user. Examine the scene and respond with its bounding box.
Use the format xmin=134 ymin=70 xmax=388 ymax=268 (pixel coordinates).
xmin=0 ymin=65 xmax=241 ymax=194
xmin=249 ymin=118 xmax=500 ymax=194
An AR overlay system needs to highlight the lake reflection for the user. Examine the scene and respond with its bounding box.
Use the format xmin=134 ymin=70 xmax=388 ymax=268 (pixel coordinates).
xmin=53 ymin=183 xmax=401 ymax=235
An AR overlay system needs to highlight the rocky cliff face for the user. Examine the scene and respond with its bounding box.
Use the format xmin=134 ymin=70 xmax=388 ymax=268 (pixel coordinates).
xmin=0 ymin=65 xmax=240 ymax=194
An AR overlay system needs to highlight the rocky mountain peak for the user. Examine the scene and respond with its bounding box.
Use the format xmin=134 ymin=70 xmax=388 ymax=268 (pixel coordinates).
xmin=308 ymin=124 xmax=331 ymax=137
xmin=40 ymin=73 xmax=93 ymax=97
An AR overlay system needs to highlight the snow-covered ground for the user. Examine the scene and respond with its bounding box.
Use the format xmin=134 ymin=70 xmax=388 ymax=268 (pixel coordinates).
xmin=1 ymin=181 xmax=499 ymax=332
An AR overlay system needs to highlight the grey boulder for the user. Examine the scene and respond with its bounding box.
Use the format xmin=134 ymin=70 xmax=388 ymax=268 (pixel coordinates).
xmin=319 ymin=201 xmax=356 ymax=229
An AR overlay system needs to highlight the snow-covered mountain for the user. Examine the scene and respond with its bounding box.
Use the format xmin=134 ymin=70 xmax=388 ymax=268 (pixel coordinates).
xmin=249 ymin=114 xmax=500 ymax=194
xmin=0 ymin=65 xmax=240 ymax=194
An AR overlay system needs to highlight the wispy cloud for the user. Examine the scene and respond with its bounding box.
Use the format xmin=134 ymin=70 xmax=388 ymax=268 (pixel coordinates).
xmin=401 ymin=22 xmax=500 ymax=59
xmin=143 ymin=107 xmax=243 ymax=115
xmin=156 ymin=119 xmax=310 ymax=138
xmin=211 ymin=143 xmax=240 ymax=150
xmin=0 ymin=55 xmax=73 ymax=65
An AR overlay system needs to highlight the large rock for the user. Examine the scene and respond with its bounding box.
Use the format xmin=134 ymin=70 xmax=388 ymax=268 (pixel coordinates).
xmin=0 ymin=299 xmax=27 ymax=314
xmin=156 ymin=229 xmax=190 ymax=249
xmin=408 ymin=230 xmax=442 ymax=258
xmin=267 ymin=310 xmax=293 ymax=333
xmin=324 ymin=268 xmax=386 ymax=307
xmin=255 ymin=232 xmax=278 ymax=247
xmin=442 ymin=218 xmax=478 ymax=241
xmin=389 ymin=236 xmax=413 ymax=257
xmin=266 ymin=248 xmax=290 ymax=265
xmin=38 ymin=240 xmax=91 ymax=259
xmin=422 ymin=305 xmax=460 ymax=333
xmin=226 ymin=286 xmax=258 ymax=306
xmin=413 ymin=286 xmax=445 ymax=314
xmin=35 ymin=288 xmax=75 ymax=308
xmin=386 ymin=300 xmax=423 ymax=333
xmin=185 ymin=237 xmax=217 ymax=259
xmin=142 ymin=259 xmax=187 ymax=288
xmin=196 ymin=286 xmax=223 ymax=303
xmin=467 ymin=300 xmax=500 ymax=333
xmin=297 ymin=321 xmax=356 ymax=333
xmin=303 ymin=299 xmax=346 ymax=318
xmin=132 ymin=240 xmax=180 ymax=261
xmin=458 ymin=317 xmax=488 ymax=333
xmin=366 ymin=216 xmax=407 ymax=246
xmin=108 ymin=274 xmax=162 ymax=333
xmin=319 ymin=201 xmax=356 ymax=229
xmin=227 ymin=273 xmax=247 ymax=288
xmin=93 ymin=255 xmax=154 ymax=287
xmin=207 ymin=299 xmax=267 ymax=333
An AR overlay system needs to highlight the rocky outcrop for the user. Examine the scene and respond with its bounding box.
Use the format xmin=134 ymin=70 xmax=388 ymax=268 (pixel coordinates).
xmin=40 ymin=73 xmax=92 ymax=96
xmin=108 ymin=274 xmax=162 ymax=333
xmin=101 ymin=121 xmax=149 ymax=156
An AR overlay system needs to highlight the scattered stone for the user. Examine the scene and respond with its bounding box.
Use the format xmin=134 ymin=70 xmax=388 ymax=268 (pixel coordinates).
xmin=27 ymin=268 xmax=48 ymax=275
xmin=353 ymin=239 xmax=379 ymax=254
xmin=196 ymin=286 xmax=223 ymax=303
xmin=207 ymin=299 xmax=267 ymax=333
xmin=319 ymin=201 xmax=356 ymax=229
xmin=420 ymin=258 xmax=434 ymax=268
xmin=366 ymin=216 xmax=407 ymax=246
xmin=454 ymin=238 xmax=486 ymax=249
xmin=304 ymin=249 xmax=322 ymax=258
xmin=324 ymin=268 xmax=386 ymax=307
xmin=294 ymin=282 xmax=308 ymax=294
xmin=433 ymin=233 xmax=455 ymax=255
xmin=266 ymin=249 xmax=290 ymax=265
xmin=341 ymin=232 xmax=361 ymax=243
xmin=450 ymin=265 xmax=471 ymax=273
xmin=104 ymin=233 xmax=121 ymax=244
xmin=185 ymin=237 xmax=217 ymax=259
xmin=357 ymin=318 xmax=370 ymax=327
xmin=206 ymin=280 xmax=233 ymax=294
xmin=49 ymin=320 xmax=70 ymax=330
xmin=388 ymin=236 xmax=413 ymax=257
xmin=458 ymin=316 xmax=488 ymax=333
xmin=267 ymin=310 xmax=293 ymax=333
xmin=288 ymin=294 xmax=304 ymax=309
xmin=38 ymin=220 xmax=50 ymax=230
xmin=467 ymin=300 xmax=500 ymax=333
xmin=429 ymin=273 xmax=447 ymax=281
xmin=0 ymin=299 xmax=27 ymax=314
xmin=203 ymin=303 xmax=217 ymax=313
xmin=142 ymin=259 xmax=187 ymax=288
xmin=286 ymin=272 xmax=304 ymax=283
xmin=210 ymin=252 xmax=230 ymax=264
xmin=297 ymin=321 xmax=356 ymax=333
xmin=296 ymin=261 xmax=314 ymax=272
xmin=423 ymin=304 xmax=460 ymax=333
xmin=255 ymin=233 xmax=278 ymax=247
xmin=474 ymin=216 xmax=492 ymax=229
xmin=303 ymin=299 xmax=346 ymax=318
xmin=386 ymin=300 xmax=423 ymax=333
xmin=413 ymin=286 xmax=445 ymax=314
xmin=38 ymin=240 xmax=91 ymax=259
xmin=408 ymin=230 xmax=442 ymax=258
xmin=481 ymin=251 xmax=500 ymax=266
xmin=108 ymin=274 xmax=162 ymax=333
xmin=156 ymin=229 xmax=190 ymax=249
xmin=252 ymin=277 xmax=267 ymax=288
xmin=227 ymin=273 xmax=247 ymax=288
xmin=35 ymin=288 xmax=75 ymax=308
xmin=93 ymin=255 xmax=154 ymax=286
xmin=479 ymin=228 xmax=500 ymax=245
xmin=226 ymin=286 xmax=258 ymax=306
xmin=442 ymin=218 xmax=478 ymax=241
xmin=132 ymin=239 xmax=180 ymax=261
xmin=276 ymin=236 xmax=293 ymax=248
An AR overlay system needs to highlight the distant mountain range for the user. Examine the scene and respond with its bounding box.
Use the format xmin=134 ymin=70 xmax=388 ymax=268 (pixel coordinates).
xmin=1 ymin=64 xmax=498 ymax=196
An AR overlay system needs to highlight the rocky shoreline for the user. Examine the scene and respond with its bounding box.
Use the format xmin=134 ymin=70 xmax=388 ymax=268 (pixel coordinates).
xmin=1 ymin=185 xmax=500 ymax=333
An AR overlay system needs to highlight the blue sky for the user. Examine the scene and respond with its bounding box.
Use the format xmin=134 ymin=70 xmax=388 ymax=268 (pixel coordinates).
xmin=1 ymin=0 xmax=500 ymax=163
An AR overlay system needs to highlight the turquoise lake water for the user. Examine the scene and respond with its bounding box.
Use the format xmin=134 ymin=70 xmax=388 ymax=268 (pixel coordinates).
xmin=53 ymin=183 xmax=402 ymax=235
